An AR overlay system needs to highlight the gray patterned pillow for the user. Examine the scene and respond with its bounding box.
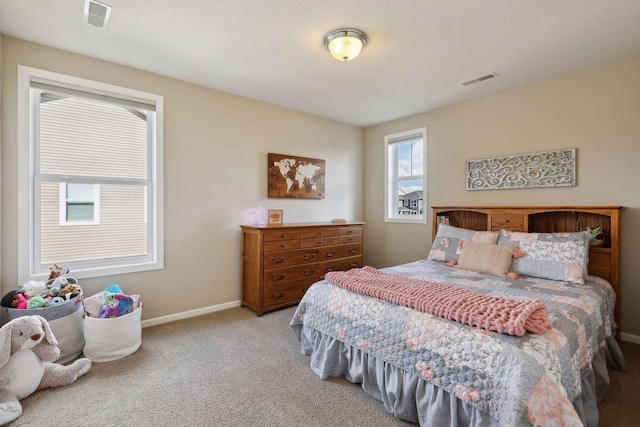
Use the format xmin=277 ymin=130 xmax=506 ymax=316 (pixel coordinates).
xmin=428 ymin=224 xmax=499 ymax=263
xmin=497 ymin=230 xmax=590 ymax=284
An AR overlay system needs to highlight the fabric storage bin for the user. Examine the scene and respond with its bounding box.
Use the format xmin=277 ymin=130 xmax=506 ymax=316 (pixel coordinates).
xmin=83 ymin=293 xmax=142 ymax=363
xmin=7 ymin=296 xmax=84 ymax=364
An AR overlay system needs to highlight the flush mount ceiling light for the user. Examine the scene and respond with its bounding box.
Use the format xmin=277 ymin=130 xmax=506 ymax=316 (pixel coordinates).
xmin=323 ymin=28 xmax=367 ymax=62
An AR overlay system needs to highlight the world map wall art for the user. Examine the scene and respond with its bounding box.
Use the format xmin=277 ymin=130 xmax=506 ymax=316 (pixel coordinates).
xmin=268 ymin=153 xmax=325 ymax=199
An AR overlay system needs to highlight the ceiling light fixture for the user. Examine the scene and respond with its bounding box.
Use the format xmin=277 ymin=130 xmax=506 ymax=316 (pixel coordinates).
xmin=323 ymin=28 xmax=367 ymax=62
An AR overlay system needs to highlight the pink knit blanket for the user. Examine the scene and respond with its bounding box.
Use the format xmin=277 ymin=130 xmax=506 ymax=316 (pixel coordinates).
xmin=324 ymin=266 xmax=552 ymax=336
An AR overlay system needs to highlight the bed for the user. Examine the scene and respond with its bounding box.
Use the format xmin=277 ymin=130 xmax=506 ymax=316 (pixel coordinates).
xmin=290 ymin=206 xmax=627 ymax=427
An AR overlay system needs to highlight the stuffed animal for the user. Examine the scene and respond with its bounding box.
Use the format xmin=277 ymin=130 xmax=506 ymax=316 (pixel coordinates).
xmin=0 ymin=291 xmax=21 ymax=309
xmin=587 ymin=226 xmax=605 ymax=246
xmin=15 ymin=294 xmax=28 ymax=310
xmin=44 ymin=276 xmax=69 ymax=297
xmin=17 ymin=281 xmax=47 ymax=299
xmin=26 ymin=296 xmax=46 ymax=309
xmin=58 ymin=284 xmax=82 ymax=301
xmin=48 ymin=264 xmax=70 ymax=280
xmin=0 ymin=316 xmax=91 ymax=425
xmin=48 ymin=297 xmax=65 ymax=307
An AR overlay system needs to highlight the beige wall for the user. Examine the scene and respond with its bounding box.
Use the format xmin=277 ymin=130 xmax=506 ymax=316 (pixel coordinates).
xmin=1 ymin=37 xmax=363 ymax=320
xmin=364 ymin=56 xmax=640 ymax=339
xmin=2 ymin=35 xmax=638 ymax=339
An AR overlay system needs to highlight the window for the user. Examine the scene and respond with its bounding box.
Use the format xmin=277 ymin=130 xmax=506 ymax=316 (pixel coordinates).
xmin=60 ymin=183 xmax=100 ymax=225
xmin=18 ymin=66 xmax=164 ymax=280
xmin=384 ymin=128 xmax=427 ymax=223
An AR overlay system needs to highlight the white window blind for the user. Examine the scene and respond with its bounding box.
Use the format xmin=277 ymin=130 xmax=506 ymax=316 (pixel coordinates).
xmin=19 ymin=66 xmax=164 ymax=280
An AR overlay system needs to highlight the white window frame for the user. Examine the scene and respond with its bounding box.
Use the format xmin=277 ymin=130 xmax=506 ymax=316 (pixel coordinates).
xmin=59 ymin=183 xmax=101 ymax=226
xmin=18 ymin=65 xmax=164 ymax=282
xmin=384 ymin=127 xmax=427 ymax=224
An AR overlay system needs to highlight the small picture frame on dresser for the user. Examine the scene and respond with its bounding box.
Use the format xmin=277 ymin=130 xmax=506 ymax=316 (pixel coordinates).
xmin=268 ymin=209 xmax=283 ymax=225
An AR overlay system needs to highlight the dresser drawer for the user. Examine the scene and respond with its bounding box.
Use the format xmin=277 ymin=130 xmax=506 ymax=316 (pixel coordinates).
xmin=263 ymin=240 xmax=300 ymax=252
xmin=338 ymin=226 xmax=362 ymax=236
xmin=300 ymin=237 xmax=339 ymax=248
xmin=263 ymin=230 xmax=300 ymax=242
xmin=262 ymin=278 xmax=317 ymax=308
xmin=263 ymin=249 xmax=319 ymax=269
xmin=321 ymin=244 xmax=362 ymax=261
xmin=263 ymin=263 xmax=322 ymax=285
xmin=299 ymin=228 xmax=338 ymax=239
xmin=321 ymin=257 xmax=362 ymax=275
xmin=338 ymin=234 xmax=362 ymax=244
xmin=490 ymin=214 xmax=524 ymax=231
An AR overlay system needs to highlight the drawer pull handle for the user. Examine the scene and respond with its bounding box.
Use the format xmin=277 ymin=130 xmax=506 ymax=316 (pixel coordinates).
xmin=271 ymin=292 xmax=285 ymax=300
xmin=347 ymin=230 xmax=353 ymax=234
xmin=272 ymin=256 xmax=286 ymax=264
xmin=280 ymin=244 xmax=286 ymax=248
xmin=505 ymin=219 xmax=510 ymax=223
xmin=272 ymin=273 xmax=285 ymax=281
xmin=326 ymin=266 xmax=336 ymax=272
xmin=349 ymin=248 xmax=359 ymax=254
xmin=281 ymin=234 xmax=286 ymax=238
xmin=350 ymin=262 xmax=358 ymax=267
xmin=318 ymin=232 xmax=323 ymax=236
xmin=326 ymin=250 xmax=336 ymax=257
xmin=304 ymin=253 xmax=316 ymax=261
xmin=304 ymin=269 xmax=315 ymax=276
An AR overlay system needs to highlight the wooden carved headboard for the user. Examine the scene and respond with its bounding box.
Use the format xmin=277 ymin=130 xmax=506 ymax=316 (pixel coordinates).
xmin=431 ymin=206 xmax=623 ymax=328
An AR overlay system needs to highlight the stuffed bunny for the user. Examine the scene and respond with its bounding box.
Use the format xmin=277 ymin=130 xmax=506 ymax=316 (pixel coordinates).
xmin=0 ymin=315 xmax=91 ymax=425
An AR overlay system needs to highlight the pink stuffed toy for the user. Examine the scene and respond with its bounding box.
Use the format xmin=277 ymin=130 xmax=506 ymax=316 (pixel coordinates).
xmin=16 ymin=294 xmax=28 ymax=310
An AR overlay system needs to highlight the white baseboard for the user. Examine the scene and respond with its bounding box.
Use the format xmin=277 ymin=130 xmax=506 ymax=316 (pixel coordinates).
xmin=140 ymin=300 xmax=242 ymax=328
xmin=620 ymin=332 xmax=640 ymax=344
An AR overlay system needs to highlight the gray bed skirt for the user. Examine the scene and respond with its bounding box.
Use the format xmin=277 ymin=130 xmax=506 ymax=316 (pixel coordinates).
xmin=292 ymin=324 xmax=627 ymax=427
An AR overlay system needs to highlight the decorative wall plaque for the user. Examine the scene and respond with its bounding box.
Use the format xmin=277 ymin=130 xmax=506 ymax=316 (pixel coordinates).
xmin=466 ymin=148 xmax=576 ymax=191
xmin=268 ymin=153 xmax=325 ymax=199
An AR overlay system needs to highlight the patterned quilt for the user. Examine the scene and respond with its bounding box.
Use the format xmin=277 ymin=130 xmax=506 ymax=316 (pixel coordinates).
xmin=291 ymin=259 xmax=618 ymax=426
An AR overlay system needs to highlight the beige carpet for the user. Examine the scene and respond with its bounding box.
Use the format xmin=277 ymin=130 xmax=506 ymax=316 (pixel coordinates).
xmin=11 ymin=306 xmax=638 ymax=426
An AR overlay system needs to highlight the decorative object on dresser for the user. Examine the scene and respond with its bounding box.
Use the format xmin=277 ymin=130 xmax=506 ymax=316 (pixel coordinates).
xmin=466 ymin=148 xmax=576 ymax=191
xmin=268 ymin=153 xmax=325 ymax=199
xmin=267 ymin=209 xmax=283 ymax=225
xmin=241 ymin=222 xmax=364 ymax=316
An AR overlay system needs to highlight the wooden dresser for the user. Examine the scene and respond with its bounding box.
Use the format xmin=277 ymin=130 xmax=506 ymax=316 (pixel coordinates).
xmin=240 ymin=222 xmax=364 ymax=316
xmin=431 ymin=206 xmax=622 ymax=328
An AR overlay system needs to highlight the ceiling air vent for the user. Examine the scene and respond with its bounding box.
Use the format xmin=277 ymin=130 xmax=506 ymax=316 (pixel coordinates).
xmin=84 ymin=0 xmax=112 ymax=30
xmin=461 ymin=73 xmax=498 ymax=86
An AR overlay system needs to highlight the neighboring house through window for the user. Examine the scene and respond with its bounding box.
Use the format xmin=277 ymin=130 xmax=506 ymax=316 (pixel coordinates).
xmin=384 ymin=128 xmax=427 ymax=223
xmin=18 ymin=66 xmax=164 ymax=280
xmin=60 ymin=183 xmax=100 ymax=225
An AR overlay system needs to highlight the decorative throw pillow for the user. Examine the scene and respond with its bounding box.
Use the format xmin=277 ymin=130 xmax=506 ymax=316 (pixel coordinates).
xmin=497 ymin=230 xmax=589 ymax=284
xmin=428 ymin=224 xmax=499 ymax=263
xmin=456 ymin=240 xmax=516 ymax=277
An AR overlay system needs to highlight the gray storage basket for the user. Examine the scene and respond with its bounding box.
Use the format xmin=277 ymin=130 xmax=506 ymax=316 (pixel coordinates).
xmin=7 ymin=295 xmax=84 ymax=364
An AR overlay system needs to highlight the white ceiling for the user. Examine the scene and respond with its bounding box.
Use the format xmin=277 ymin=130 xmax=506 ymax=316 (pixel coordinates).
xmin=1 ymin=0 xmax=640 ymax=127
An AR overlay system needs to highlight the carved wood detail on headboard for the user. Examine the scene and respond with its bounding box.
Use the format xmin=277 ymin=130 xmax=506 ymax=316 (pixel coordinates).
xmin=431 ymin=206 xmax=623 ymax=331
